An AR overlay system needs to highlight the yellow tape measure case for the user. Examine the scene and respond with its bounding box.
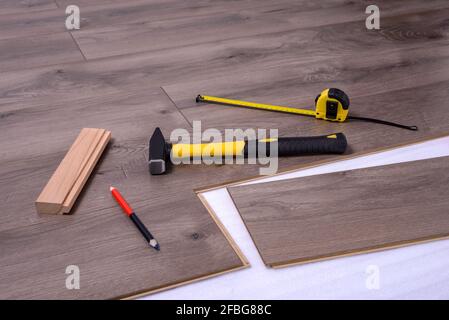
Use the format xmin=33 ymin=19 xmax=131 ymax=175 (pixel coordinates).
xmin=314 ymin=88 xmax=350 ymax=122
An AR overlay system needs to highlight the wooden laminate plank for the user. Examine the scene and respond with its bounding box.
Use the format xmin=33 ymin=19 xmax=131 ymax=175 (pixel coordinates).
xmin=3 ymin=79 xmax=446 ymax=297
xmin=71 ymin=0 xmax=449 ymax=59
xmin=228 ymin=156 xmax=449 ymax=267
xmin=0 ymin=0 xmax=56 ymax=15
xmin=1 ymin=0 xmax=449 ymax=299
xmin=0 ymin=0 xmax=234 ymax=40
xmin=1 ymin=5 xmax=448 ymax=113
xmin=62 ymin=130 xmax=111 ymax=214
xmin=0 ymin=86 xmax=245 ymax=299
xmin=0 ymin=7 xmax=67 ymax=41
xmin=0 ymin=0 xmax=329 ymax=41
xmin=1 ymin=5 xmax=448 ymax=222
xmin=1 ymin=186 xmax=245 ymax=299
xmin=0 ymin=33 xmax=84 ymax=72
xmin=163 ymin=6 xmax=449 ymax=112
xmin=0 ymin=86 xmax=189 ymax=230
xmin=160 ymin=6 xmax=449 ymax=173
xmin=186 ymin=78 xmax=449 ymax=191
xmin=54 ymin=0 xmax=340 ymax=11
xmin=35 ymin=128 xmax=104 ymax=214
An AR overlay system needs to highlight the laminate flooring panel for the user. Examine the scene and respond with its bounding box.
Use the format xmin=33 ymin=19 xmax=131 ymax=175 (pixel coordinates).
xmin=161 ymin=6 xmax=449 ymax=110
xmin=0 ymin=0 xmax=299 ymax=41
xmin=0 ymin=87 xmax=245 ymax=299
xmin=164 ymin=38 xmax=449 ymax=114
xmin=71 ymin=0 xmax=449 ymax=59
xmin=161 ymin=11 xmax=449 ymax=175
xmin=228 ymin=156 xmax=449 ymax=267
xmin=172 ymin=79 xmax=449 ymax=179
xmin=2 ymin=0 xmax=449 ymax=299
xmin=0 ymin=0 xmax=56 ymax=15
xmin=0 ymin=8 xmax=67 ymax=41
xmin=0 ymin=32 xmax=84 ymax=72
xmin=1 ymin=5 xmax=448 ymax=208
xmin=54 ymin=0 xmax=346 ymax=12
xmin=2 ymin=5 xmax=448 ymax=112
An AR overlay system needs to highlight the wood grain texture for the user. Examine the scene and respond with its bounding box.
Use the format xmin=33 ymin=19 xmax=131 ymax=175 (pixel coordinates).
xmin=162 ymin=7 xmax=449 ymax=174
xmin=2 ymin=0 xmax=449 ymax=299
xmin=71 ymin=0 xmax=449 ymax=59
xmin=62 ymin=130 xmax=111 ymax=213
xmin=35 ymin=128 xmax=111 ymax=214
xmin=0 ymin=87 xmax=245 ymax=299
xmin=228 ymin=156 xmax=449 ymax=267
xmin=0 ymin=8 xmax=66 ymax=41
xmin=35 ymin=128 xmax=104 ymax=214
xmin=164 ymin=6 xmax=449 ymax=111
xmin=0 ymin=33 xmax=84 ymax=72
xmin=2 ymin=5 xmax=448 ymax=112
xmin=0 ymin=0 xmax=56 ymax=15
xmin=1 ymin=0 xmax=282 ymax=41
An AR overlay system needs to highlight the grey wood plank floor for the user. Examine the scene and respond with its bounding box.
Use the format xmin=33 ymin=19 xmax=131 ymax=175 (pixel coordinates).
xmin=72 ymin=0 xmax=449 ymax=59
xmin=0 ymin=0 xmax=56 ymax=15
xmin=228 ymin=156 xmax=449 ymax=267
xmin=0 ymin=86 xmax=245 ymax=299
xmin=0 ymin=33 xmax=84 ymax=72
xmin=1 ymin=0 xmax=449 ymax=299
xmin=163 ymin=7 xmax=449 ymax=174
xmin=1 ymin=0 xmax=288 ymax=40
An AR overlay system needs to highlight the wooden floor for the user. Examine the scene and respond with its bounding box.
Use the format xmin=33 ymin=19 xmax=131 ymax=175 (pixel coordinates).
xmin=228 ymin=156 xmax=449 ymax=267
xmin=1 ymin=0 xmax=449 ymax=299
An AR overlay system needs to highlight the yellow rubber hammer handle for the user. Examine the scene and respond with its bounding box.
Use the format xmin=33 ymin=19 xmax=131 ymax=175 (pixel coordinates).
xmin=171 ymin=133 xmax=348 ymax=159
xmin=171 ymin=141 xmax=246 ymax=159
xmin=197 ymin=95 xmax=316 ymax=117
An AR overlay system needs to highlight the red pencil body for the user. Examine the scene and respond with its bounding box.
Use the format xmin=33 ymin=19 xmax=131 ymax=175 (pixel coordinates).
xmin=110 ymin=186 xmax=160 ymax=251
xmin=110 ymin=187 xmax=133 ymax=216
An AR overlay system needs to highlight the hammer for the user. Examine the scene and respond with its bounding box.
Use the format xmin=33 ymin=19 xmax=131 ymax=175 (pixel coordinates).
xmin=149 ymin=127 xmax=347 ymax=175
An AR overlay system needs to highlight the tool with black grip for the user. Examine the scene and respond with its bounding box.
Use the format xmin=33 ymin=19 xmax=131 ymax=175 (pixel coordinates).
xmin=196 ymin=88 xmax=418 ymax=131
xmin=149 ymin=127 xmax=347 ymax=174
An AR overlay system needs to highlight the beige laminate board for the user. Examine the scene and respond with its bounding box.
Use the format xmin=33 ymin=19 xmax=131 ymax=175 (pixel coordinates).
xmin=61 ymin=130 xmax=112 ymax=214
xmin=228 ymin=156 xmax=449 ymax=267
xmin=35 ymin=128 xmax=105 ymax=214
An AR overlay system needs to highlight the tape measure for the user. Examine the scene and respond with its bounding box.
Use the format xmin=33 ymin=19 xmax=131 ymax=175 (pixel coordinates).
xmin=196 ymin=88 xmax=418 ymax=131
xmin=314 ymin=88 xmax=349 ymax=122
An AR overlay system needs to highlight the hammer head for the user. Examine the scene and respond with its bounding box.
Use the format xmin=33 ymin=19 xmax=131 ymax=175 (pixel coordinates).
xmin=149 ymin=127 xmax=170 ymax=175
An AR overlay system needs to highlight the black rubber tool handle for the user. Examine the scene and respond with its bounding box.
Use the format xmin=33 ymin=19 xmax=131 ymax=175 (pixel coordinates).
xmin=244 ymin=133 xmax=347 ymax=157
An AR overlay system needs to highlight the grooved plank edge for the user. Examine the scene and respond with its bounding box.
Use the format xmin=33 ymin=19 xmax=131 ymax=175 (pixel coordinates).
xmin=35 ymin=128 xmax=111 ymax=214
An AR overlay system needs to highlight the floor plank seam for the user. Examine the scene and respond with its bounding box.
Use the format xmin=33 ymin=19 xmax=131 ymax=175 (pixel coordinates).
xmin=66 ymin=3 xmax=449 ymax=62
xmin=69 ymin=31 xmax=88 ymax=62
xmin=161 ymin=86 xmax=192 ymax=128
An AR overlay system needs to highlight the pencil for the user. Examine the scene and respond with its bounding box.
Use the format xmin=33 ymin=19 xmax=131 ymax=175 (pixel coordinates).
xmin=110 ymin=186 xmax=160 ymax=251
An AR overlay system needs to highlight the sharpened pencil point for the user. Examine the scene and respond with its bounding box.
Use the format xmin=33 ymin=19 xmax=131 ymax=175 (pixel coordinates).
xmin=111 ymin=186 xmax=159 ymax=251
xmin=149 ymin=239 xmax=160 ymax=251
